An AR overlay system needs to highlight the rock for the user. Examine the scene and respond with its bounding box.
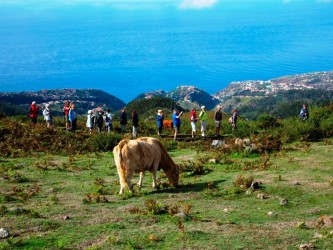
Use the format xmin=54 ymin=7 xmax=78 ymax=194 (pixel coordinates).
xmin=174 ymin=211 xmax=187 ymax=219
xmin=243 ymin=146 xmax=252 ymax=154
xmin=245 ymin=190 xmax=252 ymax=195
xmin=211 ymin=140 xmax=224 ymax=147
xmin=280 ymin=198 xmax=289 ymax=206
xmin=250 ymin=181 xmax=260 ymax=190
xmin=313 ymin=232 xmax=324 ymax=239
xmin=208 ymin=158 xmax=217 ymax=164
xmin=0 ymin=228 xmax=9 ymax=239
xmin=316 ymin=215 xmax=333 ymax=228
xmin=296 ymin=221 xmax=308 ymax=229
xmin=234 ymin=138 xmax=243 ymax=147
xmin=8 ymin=207 xmax=28 ymax=215
xmin=251 ymin=143 xmax=262 ymax=153
xmin=299 ymin=243 xmax=314 ymax=249
xmin=257 ymin=193 xmax=268 ymax=199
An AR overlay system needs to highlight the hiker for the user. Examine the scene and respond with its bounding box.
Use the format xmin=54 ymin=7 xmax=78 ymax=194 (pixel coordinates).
xmin=42 ymin=104 xmax=53 ymax=128
xmin=172 ymin=109 xmax=183 ymax=141
xmin=28 ymin=101 xmax=39 ymax=125
xmin=132 ymin=110 xmax=139 ymax=139
xmin=68 ymin=103 xmax=77 ymax=133
xmin=63 ymin=101 xmax=70 ymax=130
xmin=86 ymin=110 xmax=94 ymax=133
xmin=190 ymin=108 xmax=198 ymax=138
xmin=214 ymin=105 xmax=223 ymax=137
xmin=96 ymin=110 xmax=104 ymax=133
xmin=156 ymin=109 xmax=164 ymax=136
xmin=300 ymin=104 xmax=309 ymax=121
xmin=120 ymin=108 xmax=128 ymax=133
xmin=231 ymin=109 xmax=238 ymax=136
xmin=199 ymin=106 xmax=208 ymax=137
xmin=105 ymin=108 xmax=113 ymax=133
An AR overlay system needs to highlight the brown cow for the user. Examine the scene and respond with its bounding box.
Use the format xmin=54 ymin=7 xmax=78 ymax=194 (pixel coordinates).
xmin=163 ymin=119 xmax=173 ymax=129
xmin=113 ymin=137 xmax=179 ymax=194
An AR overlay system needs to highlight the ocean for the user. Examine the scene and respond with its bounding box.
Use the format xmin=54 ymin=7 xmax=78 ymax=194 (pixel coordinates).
xmin=0 ymin=1 xmax=333 ymax=103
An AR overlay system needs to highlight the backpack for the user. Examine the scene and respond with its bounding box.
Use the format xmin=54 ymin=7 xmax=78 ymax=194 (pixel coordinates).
xmin=228 ymin=116 xmax=233 ymax=124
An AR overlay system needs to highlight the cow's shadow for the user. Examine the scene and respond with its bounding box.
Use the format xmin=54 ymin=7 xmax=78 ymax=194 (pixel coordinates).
xmin=149 ymin=179 xmax=227 ymax=194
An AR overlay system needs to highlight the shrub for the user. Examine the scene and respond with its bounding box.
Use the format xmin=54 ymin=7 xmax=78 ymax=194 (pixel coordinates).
xmin=256 ymin=114 xmax=281 ymax=130
xmin=85 ymin=132 xmax=122 ymax=152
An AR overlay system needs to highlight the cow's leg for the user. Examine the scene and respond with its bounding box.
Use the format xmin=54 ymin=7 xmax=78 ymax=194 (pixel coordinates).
xmin=151 ymin=171 xmax=158 ymax=188
xmin=137 ymin=172 xmax=144 ymax=188
xmin=125 ymin=170 xmax=134 ymax=192
xmin=116 ymin=166 xmax=130 ymax=194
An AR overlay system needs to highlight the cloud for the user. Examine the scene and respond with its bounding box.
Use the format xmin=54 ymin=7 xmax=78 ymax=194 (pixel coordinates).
xmin=178 ymin=0 xmax=218 ymax=9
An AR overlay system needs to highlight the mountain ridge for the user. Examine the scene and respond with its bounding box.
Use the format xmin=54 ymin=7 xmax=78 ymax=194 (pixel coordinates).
xmin=1 ymin=70 xmax=332 ymax=117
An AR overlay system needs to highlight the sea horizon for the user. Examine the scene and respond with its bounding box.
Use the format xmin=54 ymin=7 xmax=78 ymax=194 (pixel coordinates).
xmin=1 ymin=0 xmax=333 ymax=103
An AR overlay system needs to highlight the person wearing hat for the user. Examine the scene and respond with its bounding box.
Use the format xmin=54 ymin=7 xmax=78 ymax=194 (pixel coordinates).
xmin=105 ymin=108 xmax=113 ymax=133
xmin=214 ymin=105 xmax=223 ymax=137
xmin=190 ymin=108 xmax=198 ymax=138
xmin=42 ymin=103 xmax=53 ymax=128
xmin=199 ymin=105 xmax=208 ymax=137
xmin=86 ymin=110 xmax=94 ymax=133
xmin=156 ymin=109 xmax=164 ymax=136
xmin=28 ymin=101 xmax=39 ymax=125
xmin=172 ymin=109 xmax=183 ymax=141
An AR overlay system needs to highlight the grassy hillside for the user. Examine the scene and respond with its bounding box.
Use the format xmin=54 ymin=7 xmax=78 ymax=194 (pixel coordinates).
xmin=1 ymin=102 xmax=333 ymax=248
xmin=0 ymin=142 xmax=332 ymax=249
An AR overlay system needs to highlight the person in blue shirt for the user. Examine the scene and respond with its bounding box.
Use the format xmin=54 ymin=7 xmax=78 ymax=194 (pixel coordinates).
xmin=300 ymin=104 xmax=309 ymax=121
xmin=68 ymin=103 xmax=77 ymax=133
xmin=172 ymin=109 xmax=183 ymax=141
xmin=156 ymin=109 xmax=164 ymax=136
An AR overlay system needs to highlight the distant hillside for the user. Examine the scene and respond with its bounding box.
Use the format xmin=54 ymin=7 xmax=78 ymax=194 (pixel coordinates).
xmin=134 ymin=85 xmax=221 ymax=110
xmin=125 ymin=96 xmax=185 ymax=120
xmin=133 ymin=71 xmax=333 ymax=119
xmin=213 ymin=71 xmax=333 ymax=118
xmin=0 ymin=89 xmax=126 ymax=116
xmin=214 ymin=71 xmax=333 ymax=99
xmin=1 ymin=70 xmax=333 ymax=119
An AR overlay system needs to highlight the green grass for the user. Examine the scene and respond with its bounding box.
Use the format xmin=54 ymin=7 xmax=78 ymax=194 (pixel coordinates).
xmin=0 ymin=143 xmax=333 ymax=249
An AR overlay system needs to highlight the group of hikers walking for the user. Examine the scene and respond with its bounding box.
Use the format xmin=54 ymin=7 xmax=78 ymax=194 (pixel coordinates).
xmin=27 ymin=100 xmax=309 ymax=140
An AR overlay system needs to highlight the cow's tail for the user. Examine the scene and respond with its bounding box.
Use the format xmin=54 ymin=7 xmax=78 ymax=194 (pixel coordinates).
xmin=113 ymin=139 xmax=130 ymax=193
xmin=116 ymin=139 xmax=128 ymax=162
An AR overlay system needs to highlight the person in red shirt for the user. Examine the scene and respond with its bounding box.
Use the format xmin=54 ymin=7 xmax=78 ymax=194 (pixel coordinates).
xmin=190 ymin=108 xmax=198 ymax=138
xmin=63 ymin=101 xmax=70 ymax=130
xmin=28 ymin=101 xmax=39 ymax=124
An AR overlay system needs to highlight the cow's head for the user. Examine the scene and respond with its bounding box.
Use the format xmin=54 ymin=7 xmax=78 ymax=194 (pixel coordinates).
xmin=164 ymin=164 xmax=179 ymax=187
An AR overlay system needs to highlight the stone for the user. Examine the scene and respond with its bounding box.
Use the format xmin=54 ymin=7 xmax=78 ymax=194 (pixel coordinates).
xmin=0 ymin=228 xmax=9 ymax=239
xmin=250 ymin=181 xmax=260 ymax=190
xmin=257 ymin=193 xmax=268 ymax=199
xmin=211 ymin=140 xmax=224 ymax=147
xmin=280 ymin=198 xmax=289 ymax=206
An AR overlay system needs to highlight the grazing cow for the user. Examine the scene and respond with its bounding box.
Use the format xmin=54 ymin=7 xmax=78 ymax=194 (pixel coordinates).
xmin=163 ymin=120 xmax=173 ymax=129
xmin=113 ymin=137 xmax=179 ymax=194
